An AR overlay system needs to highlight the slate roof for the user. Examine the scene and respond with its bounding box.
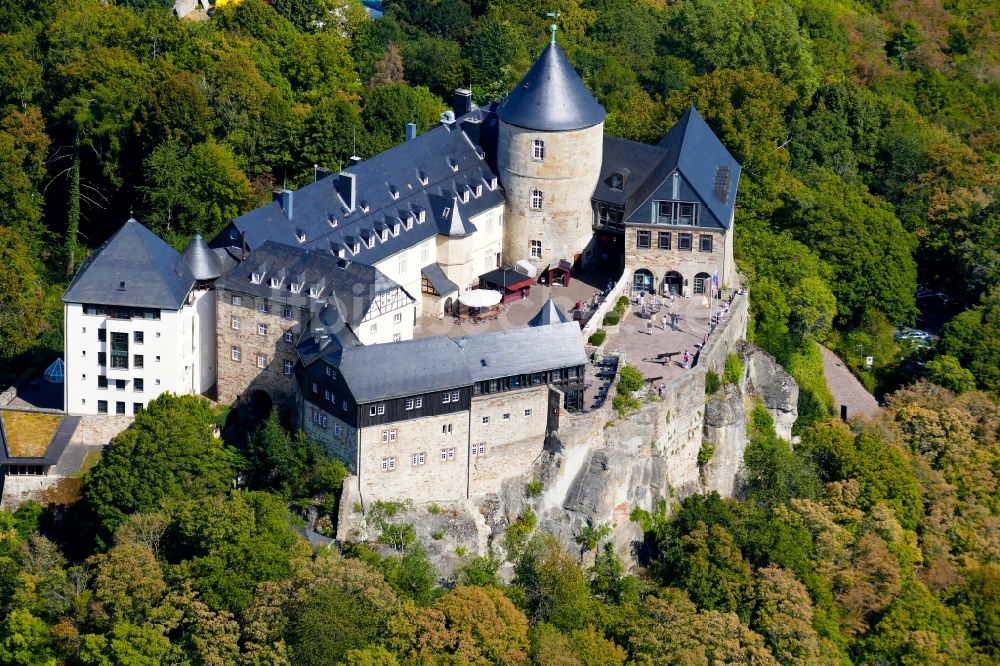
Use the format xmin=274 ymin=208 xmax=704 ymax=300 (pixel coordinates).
xmin=0 ymin=412 xmax=81 ymax=467
xmin=498 ymin=42 xmax=606 ymax=131
xmin=327 ymin=322 xmax=586 ymax=403
xmin=210 ymin=111 xmax=504 ymax=268
xmin=528 ymin=298 xmax=571 ymax=326
xmin=215 ymin=241 xmax=411 ymax=328
xmin=595 ymin=108 xmax=742 ymax=230
xmin=421 ymin=263 xmax=458 ymax=297
xmin=63 ymin=219 xmax=196 ymax=309
xmin=183 ymin=235 xmax=223 ymax=281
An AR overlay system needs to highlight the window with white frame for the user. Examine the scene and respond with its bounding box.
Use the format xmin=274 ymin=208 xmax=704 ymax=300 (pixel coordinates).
xmin=381 ymin=457 xmax=396 ymax=471
xmin=532 ymin=139 xmax=545 ymax=160
xmin=393 ymin=333 xmax=401 ymax=342
xmin=231 ymin=295 xmax=242 ymax=306
xmin=381 ymin=429 xmax=397 ymax=443
xmin=342 ymin=400 xmax=348 ymax=411
xmin=530 ymin=189 xmax=543 ymax=209
xmin=321 ymin=414 xmax=328 ymax=428
xmin=257 ymin=300 xmax=269 ymax=314
xmin=231 ymin=317 xmax=240 ymax=330
xmin=283 ymin=306 xmax=293 ymax=319
xmin=312 ymin=382 xmax=318 ymax=393
xmin=472 ymin=442 xmax=486 ymax=456
xmin=398 ymin=257 xmax=406 ymax=274
xmin=257 ymin=354 xmax=267 ymax=368
xmin=442 ymin=423 xmax=452 ymax=434
xmin=440 ymin=448 xmax=455 ymax=461
xmin=502 ymin=413 xmax=510 ymax=421
xmin=411 ymin=452 xmax=426 ymax=466
xmin=258 ymin=323 xmax=268 ymax=336
xmin=231 ymin=346 xmax=241 ymax=362
xmin=442 ymin=393 xmax=451 ymax=404
xmin=324 ymin=389 xmax=331 ymax=401
xmin=530 ymin=240 xmax=542 ymax=259
xmin=450 ymin=390 xmax=460 ymax=402
xmin=369 ymin=323 xmax=377 ymax=334
xmin=524 ymin=409 xmax=532 ymax=417
xmin=420 ymin=242 xmax=430 ymax=263
xmin=283 ymin=360 xmax=293 ymax=375
xmin=369 ymin=404 xmax=385 ymax=416
xmin=284 ymin=330 xmax=294 ymax=343
xmin=335 ymin=424 xmax=343 ymax=437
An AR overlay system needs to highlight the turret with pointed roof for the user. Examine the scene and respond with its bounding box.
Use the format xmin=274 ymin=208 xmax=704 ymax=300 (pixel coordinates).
xmin=183 ymin=234 xmax=223 ymax=281
xmin=528 ymin=297 xmax=571 ymax=327
xmin=498 ymin=42 xmax=605 ymax=132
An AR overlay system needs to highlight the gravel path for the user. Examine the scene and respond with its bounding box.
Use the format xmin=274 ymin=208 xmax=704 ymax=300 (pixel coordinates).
xmin=819 ymin=344 xmax=879 ymax=420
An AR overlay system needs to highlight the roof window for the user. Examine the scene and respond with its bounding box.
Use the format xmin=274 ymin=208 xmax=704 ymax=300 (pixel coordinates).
xmin=359 ymin=200 xmax=370 ymax=213
xmin=389 ymin=185 xmax=399 ymax=200
xmin=417 ymin=170 xmax=428 ymax=186
xmin=328 ymin=217 xmax=338 ymax=228
xmin=448 ymin=158 xmax=459 ymax=172
xmin=309 ymin=285 xmax=320 ymax=298
xmin=611 ymin=172 xmax=624 ymax=191
xmin=295 ymin=229 xmax=306 ymax=243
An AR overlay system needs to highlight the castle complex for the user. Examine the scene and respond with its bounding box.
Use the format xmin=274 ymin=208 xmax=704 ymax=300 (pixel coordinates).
xmin=62 ymin=41 xmax=741 ymax=504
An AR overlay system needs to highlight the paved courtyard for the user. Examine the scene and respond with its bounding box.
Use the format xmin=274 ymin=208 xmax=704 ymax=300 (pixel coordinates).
xmin=604 ymin=290 xmax=736 ymax=384
xmin=415 ymin=265 xmax=619 ymax=338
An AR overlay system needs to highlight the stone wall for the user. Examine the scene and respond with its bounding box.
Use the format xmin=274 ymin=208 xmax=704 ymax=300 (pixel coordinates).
xmin=215 ymin=293 xmax=304 ymax=406
xmin=623 ymin=226 xmax=733 ymax=296
xmin=697 ymin=291 xmax=750 ymax=375
xmin=499 ymin=121 xmax=603 ymax=267
xmin=0 ymin=386 xmax=16 ymax=407
xmin=468 ymin=386 xmax=549 ymax=496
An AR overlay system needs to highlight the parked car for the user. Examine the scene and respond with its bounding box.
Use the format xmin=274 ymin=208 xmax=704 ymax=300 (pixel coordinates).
xmin=896 ymin=329 xmax=932 ymax=342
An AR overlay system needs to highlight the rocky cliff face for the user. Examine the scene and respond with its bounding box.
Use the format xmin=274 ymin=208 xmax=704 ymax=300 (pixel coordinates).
xmin=477 ymin=341 xmax=798 ymax=567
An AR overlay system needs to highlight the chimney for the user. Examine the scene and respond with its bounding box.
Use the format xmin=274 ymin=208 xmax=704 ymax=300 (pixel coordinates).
xmin=405 ymin=123 xmax=417 ymax=141
xmin=274 ymin=189 xmax=293 ymax=220
xmin=454 ymin=88 xmax=472 ymax=117
xmin=349 ymin=155 xmax=361 ymax=165
xmin=336 ymin=172 xmax=357 ymax=211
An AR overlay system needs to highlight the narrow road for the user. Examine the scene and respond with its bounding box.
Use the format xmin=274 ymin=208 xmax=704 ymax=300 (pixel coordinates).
xmin=818 ymin=344 xmax=879 ymax=420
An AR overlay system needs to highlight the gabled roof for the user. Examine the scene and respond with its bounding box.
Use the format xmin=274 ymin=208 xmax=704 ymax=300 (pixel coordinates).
xmin=327 ymin=322 xmax=586 ymax=404
xmin=183 ymin=235 xmax=223 ymax=281
xmin=63 ymin=219 xmax=195 ymax=309
xmin=421 ymin=263 xmax=459 ymax=297
xmin=498 ymin=42 xmax=606 ymax=131
xmin=595 ymin=108 xmax=741 ymax=230
xmin=215 ymin=241 xmax=411 ymax=328
xmin=210 ymin=111 xmax=504 ymax=267
xmin=528 ymin=298 xmax=571 ymax=326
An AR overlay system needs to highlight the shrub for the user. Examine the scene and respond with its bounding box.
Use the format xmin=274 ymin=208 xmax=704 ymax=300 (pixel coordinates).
xmin=698 ymin=440 xmax=716 ymax=466
xmin=428 ymin=502 xmax=441 ymax=515
xmin=612 ymin=393 xmax=640 ymax=417
xmin=723 ymin=354 xmax=743 ymax=385
xmin=705 ymin=370 xmax=721 ymax=395
xmin=617 ymin=364 xmax=644 ymax=394
xmin=525 ymin=479 xmax=543 ymax=498
xmin=603 ymin=311 xmax=621 ymax=326
xmin=615 ymin=295 xmax=631 ymax=313
xmin=588 ymin=329 xmax=607 ymax=346
xmin=574 ymin=522 xmax=613 ymax=551
xmin=432 ymin=530 xmax=445 ymax=540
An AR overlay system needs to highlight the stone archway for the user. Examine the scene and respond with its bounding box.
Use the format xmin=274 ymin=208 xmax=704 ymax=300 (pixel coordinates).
xmin=632 ymin=268 xmax=654 ymax=294
xmin=250 ymin=388 xmax=272 ymax=420
xmin=663 ymin=270 xmax=683 ymax=296
xmin=694 ymin=272 xmax=711 ymax=295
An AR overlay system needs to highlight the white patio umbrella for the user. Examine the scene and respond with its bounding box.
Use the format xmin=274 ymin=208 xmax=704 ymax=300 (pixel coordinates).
xmin=459 ymin=289 xmax=503 ymax=308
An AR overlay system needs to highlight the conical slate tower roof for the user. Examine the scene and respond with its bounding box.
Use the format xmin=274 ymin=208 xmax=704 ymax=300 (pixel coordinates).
xmin=528 ymin=297 xmax=571 ymax=327
xmin=498 ymin=42 xmax=605 ymax=131
xmin=183 ymin=234 xmax=223 ymax=280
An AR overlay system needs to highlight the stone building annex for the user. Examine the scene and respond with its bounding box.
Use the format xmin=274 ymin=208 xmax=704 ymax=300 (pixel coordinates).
xmin=61 ymin=39 xmax=742 ymax=505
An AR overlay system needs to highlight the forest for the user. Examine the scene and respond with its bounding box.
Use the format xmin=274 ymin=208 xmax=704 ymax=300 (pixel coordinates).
xmin=0 ymin=0 xmax=997 ymax=663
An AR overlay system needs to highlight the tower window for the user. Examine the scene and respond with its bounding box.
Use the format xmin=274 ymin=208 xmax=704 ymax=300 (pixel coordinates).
xmin=532 ymin=139 xmax=545 ymax=160
xmin=530 ymin=240 xmax=542 ymax=259
xmin=530 ymin=190 xmax=543 ymax=210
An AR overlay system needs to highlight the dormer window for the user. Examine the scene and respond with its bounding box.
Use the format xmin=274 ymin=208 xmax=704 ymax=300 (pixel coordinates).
xmin=251 ymin=272 xmax=263 ymax=285
xmin=449 ymin=158 xmax=459 ymax=172
xmin=353 ymin=242 xmax=361 ymax=254
xmin=309 ymin=285 xmax=320 ymax=298
xmin=270 ymin=277 xmax=281 ymax=288
xmin=291 ymin=281 xmax=303 ymax=294
xmin=404 ymin=217 xmax=413 ymax=230
xmin=611 ymin=173 xmax=624 ymax=191
xmin=389 ymin=186 xmax=399 ymax=200
xmin=475 ymin=184 xmax=483 ymax=197
xmin=380 ymin=229 xmax=388 ymax=242
xmin=461 ymin=190 xmax=470 ymax=203
xmin=328 ymin=217 xmax=338 ymax=228
xmin=295 ymin=229 xmax=306 ymax=243
xmin=360 ymin=200 xmax=370 ymax=213
xmin=366 ymin=236 xmax=375 ymax=248
xmin=417 ymin=209 xmax=426 ymax=223
xmin=489 ymin=176 xmax=498 ymax=190
xmin=392 ymin=222 xmax=400 ymax=236
xmin=337 ymin=248 xmax=346 ymax=258
xmin=532 ymin=139 xmax=545 ymax=161
xmin=418 ymin=170 xmax=428 ymax=185
xmin=442 ymin=207 xmax=451 ymax=218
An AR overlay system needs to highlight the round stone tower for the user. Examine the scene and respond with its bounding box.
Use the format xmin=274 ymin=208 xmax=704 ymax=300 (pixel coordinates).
xmin=497 ymin=41 xmax=605 ymax=270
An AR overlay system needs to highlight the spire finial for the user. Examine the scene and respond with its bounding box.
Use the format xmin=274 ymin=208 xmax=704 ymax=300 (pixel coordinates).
xmin=546 ymin=11 xmax=560 ymax=45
